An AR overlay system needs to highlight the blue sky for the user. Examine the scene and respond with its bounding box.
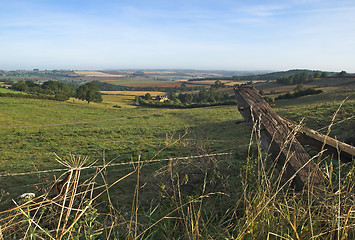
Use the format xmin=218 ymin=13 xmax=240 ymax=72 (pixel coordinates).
xmin=0 ymin=0 xmax=354 ymax=72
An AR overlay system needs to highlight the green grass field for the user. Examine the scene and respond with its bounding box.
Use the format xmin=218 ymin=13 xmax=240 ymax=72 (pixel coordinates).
xmin=0 ymin=88 xmax=354 ymax=238
xmin=0 ymin=88 xmax=24 ymax=94
xmin=0 ymin=97 xmax=248 ymax=173
xmin=1 ymin=90 xmax=354 ymax=173
xmin=0 ymin=95 xmax=250 ymax=210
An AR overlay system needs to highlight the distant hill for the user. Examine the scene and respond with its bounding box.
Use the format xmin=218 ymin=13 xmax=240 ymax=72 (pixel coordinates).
xmin=189 ymin=69 xmax=337 ymax=81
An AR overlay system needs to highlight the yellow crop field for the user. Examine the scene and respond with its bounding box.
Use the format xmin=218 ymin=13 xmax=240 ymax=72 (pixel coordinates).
xmin=75 ymin=71 xmax=126 ymax=77
xmin=101 ymin=91 xmax=167 ymax=96
xmin=188 ymin=80 xmax=232 ymax=85
xmin=224 ymin=80 xmax=268 ymax=86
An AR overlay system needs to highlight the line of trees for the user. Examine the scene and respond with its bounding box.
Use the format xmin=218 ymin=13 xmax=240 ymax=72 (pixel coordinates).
xmin=9 ymin=80 xmax=102 ymax=103
xmin=11 ymin=80 xmax=75 ymax=101
xmin=276 ymin=72 xmax=312 ymax=85
xmin=138 ymin=86 xmax=235 ymax=108
xmin=276 ymin=70 xmax=352 ymax=85
xmin=96 ymin=81 xmax=202 ymax=92
xmin=275 ymin=84 xmax=323 ymax=100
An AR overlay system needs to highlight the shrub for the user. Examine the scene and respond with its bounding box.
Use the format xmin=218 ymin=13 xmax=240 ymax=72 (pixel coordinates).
xmin=275 ymin=88 xmax=322 ymax=100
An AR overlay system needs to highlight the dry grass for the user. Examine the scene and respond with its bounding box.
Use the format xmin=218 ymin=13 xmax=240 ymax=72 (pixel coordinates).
xmin=100 ymin=91 xmax=167 ymax=96
xmin=0 ymin=111 xmax=354 ymax=239
xmin=122 ymin=82 xmax=183 ymax=87
xmin=75 ymin=71 xmax=126 ymax=78
xmin=187 ymin=80 xmax=232 ymax=85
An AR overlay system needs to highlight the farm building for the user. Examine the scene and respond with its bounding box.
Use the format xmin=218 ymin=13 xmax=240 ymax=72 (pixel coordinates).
xmin=156 ymin=95 xmax=169 ymax=102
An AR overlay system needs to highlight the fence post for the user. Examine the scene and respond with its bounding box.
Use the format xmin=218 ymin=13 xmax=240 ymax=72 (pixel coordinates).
xmin=234 ymin=86 xmax=324 ymax=190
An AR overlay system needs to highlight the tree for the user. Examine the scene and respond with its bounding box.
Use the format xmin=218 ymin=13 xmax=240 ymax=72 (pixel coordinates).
xmin=299 ymin=72 xmax=308 ymax=83
xmin=169 ymin=92 xmax=178 ymax=102
xmin=313 ymin=72 xmax=321 ymax=78
xmin=178 ymin=93 xmax=192 ymax=104
xmin=320 ymin=72 xmax=328 ymax=78
xmin=144 ymin=93 xmax=152 ymax=100
xmin=198 ymin=87 xmax=208 ymax=102
xmin=76 ymin=82 xmax=103 ymax=103
xmin=294 ymin=84 xmax=304 ymax=92
xmin=337 ymin=71 xmax=348 ymax=78
xmin=212 ymin=80 xmax=225 ymax=89
xmin=42 ymin=80 xmax=74 ymax=100
xmin=11 ymin=80 xmax=29 ymax=92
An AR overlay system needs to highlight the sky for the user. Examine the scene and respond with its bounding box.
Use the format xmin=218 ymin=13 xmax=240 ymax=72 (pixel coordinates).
xmin=0 ymin=0 xmax=354 ymax=72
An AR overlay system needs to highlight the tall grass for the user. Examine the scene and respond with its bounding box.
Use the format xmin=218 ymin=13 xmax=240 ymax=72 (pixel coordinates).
xmin=0 ymin=122 xmax=354 ymax=239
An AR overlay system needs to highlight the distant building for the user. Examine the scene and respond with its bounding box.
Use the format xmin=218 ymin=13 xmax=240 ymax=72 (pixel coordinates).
xmin=156 ymin=95 xmax=169 ymax=102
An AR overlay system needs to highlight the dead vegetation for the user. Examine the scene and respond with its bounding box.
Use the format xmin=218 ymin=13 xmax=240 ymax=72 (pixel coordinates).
xmin=0 ymin=106 xmax=354 ymax=239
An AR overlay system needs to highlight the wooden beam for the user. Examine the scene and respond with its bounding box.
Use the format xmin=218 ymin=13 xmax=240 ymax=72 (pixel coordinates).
xmin=284 ymin=119 xmax=354 ymax=163
xmin=234 ymin=86 xmax=324 ymax=191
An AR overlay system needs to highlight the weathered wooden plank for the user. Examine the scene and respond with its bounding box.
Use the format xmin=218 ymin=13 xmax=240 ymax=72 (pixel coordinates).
xmin=284 ymin=119 xmax=354 ymax=163
xmin=234 ymin=86 xmax=324 ymax=190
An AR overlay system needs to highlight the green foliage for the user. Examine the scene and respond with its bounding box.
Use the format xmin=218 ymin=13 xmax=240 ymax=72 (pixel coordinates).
xmin=188 ymin=69 xmax=333 ymax=82
xmin=76 ymin=201 xmax=103 ymax=239
xmin=337 ymin=70 xmax=348 ymax=78
xmin=10 ymin=80 xmax=74 ymax=101
xmin=294 ymin=83 xmax=304 ymax=92
xmin=275 ymin=88 xmax=322 ymax=100
xmin=0 ymin=87 xmax=355 ymax=239
xmin=144 ymin=92 xmax=152 ymax=100
xmin=211 ymin=80 xmax=226 ymax=89
xmin=178 ymin=93 xmax=193 ymax=103
xmin=276 ymin=72 xmax=310 ymax=85
xmin=76 ymin=82 xmax=103 ymax=103
xmin=140 ymin=86 xmax=235 ymax=108
xmin=95 ymin=80 xmax=201 ymax=92
xmin=321 ymin=71 xmax=328 ymax=78
xmin=263 ymin=96 xmax=274 ymax=103
xmin=0 ymin=92 xmax=63 ymax=101
xmin=313 ymin=71 xmax=321 ymax=78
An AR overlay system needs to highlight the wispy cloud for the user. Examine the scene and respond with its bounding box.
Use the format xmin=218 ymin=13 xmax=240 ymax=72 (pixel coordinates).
xmin=0 ymin=0 xmax=354 ymax=71
xmin=236 ymin=4 xmax=288 ymax=17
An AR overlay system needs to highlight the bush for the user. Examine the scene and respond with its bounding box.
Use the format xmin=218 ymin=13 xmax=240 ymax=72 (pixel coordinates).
xmin=275 ymin=88 xmax=322 ymax=100
xmin=0 ymin=92 xmax=66 ymax=101
xmin=138 ymin=97 xmax=236 ymax=109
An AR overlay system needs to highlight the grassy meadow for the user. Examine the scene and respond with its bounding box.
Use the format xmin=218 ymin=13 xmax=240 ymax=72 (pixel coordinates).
xmin=0 ymin=92 xmax=247 ymax=173
xmin=0 ymin=86 xmax=354 ymax=239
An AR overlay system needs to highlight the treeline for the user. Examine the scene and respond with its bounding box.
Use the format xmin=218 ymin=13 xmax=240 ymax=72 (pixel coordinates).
xmin=276 ymin=70 xmax=353 ymax=85
xmin=0 ymin=92 xmax=63 ymax=101
xmin=0 ymin=69 xmax=79 ymax=78
xmin=7 ymin=80 xmax=102 ymax=103
xmin=95 ymin=81 xmax=202 ymax=92
xmin=138 ymin=98 xmax=236 ymax=108
xmin=188 ymin=69 xmax=330 ymax=82
xmin=186 ymin=69 xmax=355 ymax=83
xmin=138 ymin=86 xmax=235 ymax=108
xmin=11 ymin=80 xmax=75 ymax=101
xmin=276 ymin=72 xmax=313 ymax=85
xmin=275 ymin=86 xmax=323 ymax=100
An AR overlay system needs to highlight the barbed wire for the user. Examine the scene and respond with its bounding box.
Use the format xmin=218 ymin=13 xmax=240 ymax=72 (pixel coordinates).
xmin=317 ymin=115 xmax=354 ymax=132
xmin=0 ymin=152 xmax=234 ymax=178
xmin=3 ymin=114 xmax=353 ymax=178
